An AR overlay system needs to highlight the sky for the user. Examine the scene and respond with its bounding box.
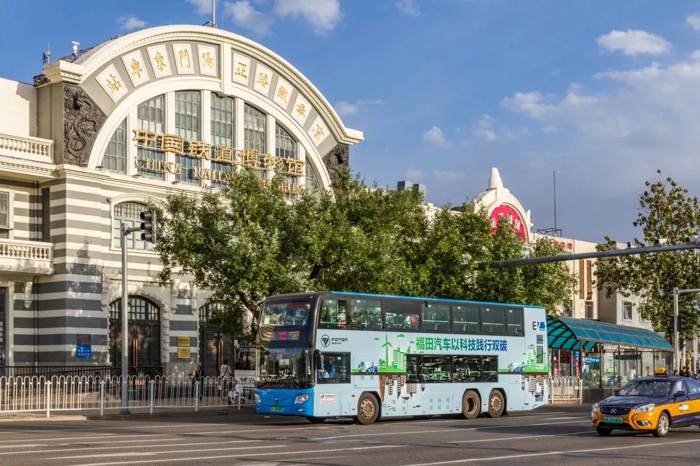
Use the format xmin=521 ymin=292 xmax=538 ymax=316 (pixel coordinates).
xmin=2 ymin=0 xmax=700 ymax=243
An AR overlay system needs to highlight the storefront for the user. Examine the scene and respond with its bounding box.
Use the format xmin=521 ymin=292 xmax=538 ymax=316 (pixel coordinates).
xmin=548 ymin=317 xmax=673 ymax=402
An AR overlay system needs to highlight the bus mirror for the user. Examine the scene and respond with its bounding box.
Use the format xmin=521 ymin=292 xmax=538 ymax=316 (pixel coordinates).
xmin=314 ymin=349 xmax=322 ymax=369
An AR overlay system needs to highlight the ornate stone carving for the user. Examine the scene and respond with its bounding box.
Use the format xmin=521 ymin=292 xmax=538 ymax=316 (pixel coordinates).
xmin=63 ymin=85 xmax=106 ymax=166
xmin=321 ymin=143 xmax=350 ymax=182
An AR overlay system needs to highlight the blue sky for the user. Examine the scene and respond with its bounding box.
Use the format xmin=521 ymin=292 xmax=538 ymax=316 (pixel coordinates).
xmin=2 ymin=0 xmax=700 ymax=243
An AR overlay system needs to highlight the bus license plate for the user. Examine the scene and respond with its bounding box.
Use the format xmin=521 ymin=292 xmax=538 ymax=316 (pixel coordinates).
xmin=271 ymin=406 xmax=283 ymax=412
xmin=603 ymin=417 xmax=622 ymax=424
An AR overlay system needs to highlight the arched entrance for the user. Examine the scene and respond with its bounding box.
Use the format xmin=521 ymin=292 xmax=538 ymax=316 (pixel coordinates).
xmin=109 ymin=296 xmax=162 ymax=377
xmin=199 ymin=302 xmax=233 ymax=377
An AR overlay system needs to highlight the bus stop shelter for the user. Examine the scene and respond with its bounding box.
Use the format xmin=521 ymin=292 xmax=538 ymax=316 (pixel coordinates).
xmin=547 ymin=317 xmax=674 ymax=403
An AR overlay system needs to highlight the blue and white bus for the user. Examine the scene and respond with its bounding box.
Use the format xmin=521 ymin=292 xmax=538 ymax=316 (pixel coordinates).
xmin=254 ymin=291 xmax=548 ymax=424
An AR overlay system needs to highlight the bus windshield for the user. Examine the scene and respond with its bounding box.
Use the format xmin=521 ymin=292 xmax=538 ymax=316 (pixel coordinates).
xmin=258 ymin=299 xmax=312 ymax=342
xmin=258 ymin=347 xmax=313 ymax=388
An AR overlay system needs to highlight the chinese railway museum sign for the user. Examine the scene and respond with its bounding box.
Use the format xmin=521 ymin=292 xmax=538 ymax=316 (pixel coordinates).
xmin=133 ymin=130 xmax=306 ymax=193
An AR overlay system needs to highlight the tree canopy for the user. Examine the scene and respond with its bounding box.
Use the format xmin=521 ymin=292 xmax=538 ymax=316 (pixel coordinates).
xmin=152 ymin=168 xmax=576 ymax=333
xmin=596 ymin=170 xmax=700 ymax=338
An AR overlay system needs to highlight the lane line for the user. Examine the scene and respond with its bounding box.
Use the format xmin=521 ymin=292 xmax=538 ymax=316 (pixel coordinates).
xmin=450 ymin=430 xmax=594 ymax=443
xmin=66 ymin=445 xmax=401 ymax=466
xmin=0 ymin=434 xmax=117 ymax=445
xmin=402 ymin=437 xmax=700 ymax=465
xmin=308 ymin=419 xmax=591 ymax=440
xmin=0 ymin=439 xmax=260 ymax=456
xmin=47 ymin=444 xmax=285 ymax=460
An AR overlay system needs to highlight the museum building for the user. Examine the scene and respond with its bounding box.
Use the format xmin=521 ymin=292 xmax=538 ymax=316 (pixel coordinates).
xmin=0 ymin=24 xmax=362 ymax=376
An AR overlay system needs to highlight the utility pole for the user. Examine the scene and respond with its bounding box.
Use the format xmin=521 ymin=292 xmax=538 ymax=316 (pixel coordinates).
xmin=673 ymin=287 xmax=700 ymax=372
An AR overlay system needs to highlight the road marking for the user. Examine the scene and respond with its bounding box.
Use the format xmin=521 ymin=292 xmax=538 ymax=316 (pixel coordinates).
xmin=450 ymin=430 xmax=593 ymax=443
xmin=402 ymin=437 xmax=700 ymax=465
xmin=1 ymin=439 xmax=260 ymax=456
xmin=307 ymin=419 xmax=591 ymax=440
xmin=48 ymin=444 xmax=284 ymax=460
xmin=539 ymin=416 xmax=580 ymax=420
xmin=0 ymin=433 xmax=116 ymax=444
xmin=52 ymin=444 xmax=400 ymax=465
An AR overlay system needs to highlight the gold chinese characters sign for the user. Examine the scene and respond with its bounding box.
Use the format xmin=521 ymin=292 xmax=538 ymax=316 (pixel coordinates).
xmin=177 ymin=348 xmax=191 ymax=359
xmin=133 ymin=130 xmax=304 ymax=176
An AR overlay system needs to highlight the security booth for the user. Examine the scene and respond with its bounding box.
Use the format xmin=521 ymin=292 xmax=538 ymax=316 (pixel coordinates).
xmin=547 ymin=317 xmax=673 ymax=403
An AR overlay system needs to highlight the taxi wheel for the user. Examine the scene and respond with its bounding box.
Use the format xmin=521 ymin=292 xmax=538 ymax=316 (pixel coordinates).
xmin=356 ymin=393 xmax=380 ymax=425
xmin=653 ymin=412 xmax=670 ymax=438
xmin=487 ymin=390 xmax=505 ymax=418
xmin=461 ymin=390 xmax=481 ymax=419
xmin=595 ymin=428 xmax=612 ymax=436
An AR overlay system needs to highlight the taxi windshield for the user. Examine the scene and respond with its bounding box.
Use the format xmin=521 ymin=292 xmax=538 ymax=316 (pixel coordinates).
xmin=617 ymin=379 xmax=673 ymax=397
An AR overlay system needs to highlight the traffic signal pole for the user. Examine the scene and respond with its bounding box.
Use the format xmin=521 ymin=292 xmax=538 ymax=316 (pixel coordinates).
xmin=119 ymin=210 xmax=154 ymax=415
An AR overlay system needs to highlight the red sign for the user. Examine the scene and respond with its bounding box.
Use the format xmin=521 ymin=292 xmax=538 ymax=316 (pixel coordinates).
xmin=490 ymin=205 xmax=526 ymax=241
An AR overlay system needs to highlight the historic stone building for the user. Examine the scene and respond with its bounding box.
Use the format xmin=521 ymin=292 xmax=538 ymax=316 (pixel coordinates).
xmin=0 ymin=24 xmax=362 ymax=376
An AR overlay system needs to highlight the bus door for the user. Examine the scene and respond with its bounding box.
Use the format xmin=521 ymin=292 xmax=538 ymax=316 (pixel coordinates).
xmin=315 ymin=352 xmax=351 ymax=417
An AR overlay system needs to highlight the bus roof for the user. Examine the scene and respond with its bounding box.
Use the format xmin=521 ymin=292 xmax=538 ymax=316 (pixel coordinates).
xmin=266 ymin=291 xmax=545 ymax=310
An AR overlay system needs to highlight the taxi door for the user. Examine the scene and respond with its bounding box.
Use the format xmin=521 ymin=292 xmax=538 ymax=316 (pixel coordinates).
xmin=667 ymin=380 xmax=694 ymax=427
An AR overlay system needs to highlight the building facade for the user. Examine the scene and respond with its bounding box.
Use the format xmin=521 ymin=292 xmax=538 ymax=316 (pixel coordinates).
xmin=0 ymin=25 xmax=362 ymax=376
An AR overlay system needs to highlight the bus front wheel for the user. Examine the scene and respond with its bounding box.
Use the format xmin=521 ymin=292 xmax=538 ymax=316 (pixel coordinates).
xmin=487 ymin=390 xmax=505 ymax=418
xmin=356 ymin=393 xmax=380 ymax=425
xmin=461 ymin=390 xmax=481 ymax=419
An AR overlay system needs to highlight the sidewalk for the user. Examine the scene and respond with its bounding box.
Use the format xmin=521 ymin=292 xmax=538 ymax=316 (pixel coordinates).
xmin=0 ymin=404 xmax=257 ymax=422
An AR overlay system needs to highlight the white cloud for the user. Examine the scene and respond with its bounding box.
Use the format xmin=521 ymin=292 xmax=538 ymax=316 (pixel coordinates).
xmin=334 ymin=99 xmax=383 ymax=116
xmin=273 ymin=0 xmax=341 ymax=34
xmin=474 ymin=115 xmax=498 ymax=142
xmin=396 ymin=0 xmax=420 ymax=16
xmin=542 ymin=125 xmax=558 ymax=134
xmin=406 ymin=169 xmax=423 ymax=180
xmin=224 ymin=1 xmax=274 ymax=37
xmin=596 ymin=30 xmax=671 ymax=56
xmin=687 ymin=14 xmax=700 ymax=31
xmin=118 ymin=15 xmax=146 ymax=32
xmin=423 ymin=126 xmax=446 ymax=146
xmin=186 ymin=0 xmax=213 ymax=15
xmin=433 ymin=169 xmax=466 ymax=180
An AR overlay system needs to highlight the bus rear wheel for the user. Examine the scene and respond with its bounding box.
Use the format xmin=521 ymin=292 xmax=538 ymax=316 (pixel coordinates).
xmin=356 ymin=393 xmax=380 ymax=425
xmin=487 ymin=390 xmax=505 ymax=418
xmin=461 ymin=390 xmax=481 ymax=419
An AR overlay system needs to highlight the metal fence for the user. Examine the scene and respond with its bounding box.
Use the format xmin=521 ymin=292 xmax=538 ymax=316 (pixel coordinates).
xmin=0 ymin=375 xmax=254 ymax=418
xmin=548 ymin=376 xmax=582 ymax=403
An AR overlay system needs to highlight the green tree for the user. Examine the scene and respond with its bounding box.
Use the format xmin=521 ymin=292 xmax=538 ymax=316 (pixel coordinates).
xmin=596 ymin=171 xmax=700 ymax=338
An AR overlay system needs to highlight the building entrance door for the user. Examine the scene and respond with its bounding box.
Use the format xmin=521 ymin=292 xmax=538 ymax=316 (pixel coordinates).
xmin=109 ymin=296 xmax=162 ymax=377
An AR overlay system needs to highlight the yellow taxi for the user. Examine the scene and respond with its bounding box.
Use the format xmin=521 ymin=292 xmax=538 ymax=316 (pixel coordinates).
xmin=591 ymin=369 xmax=700 ymax=437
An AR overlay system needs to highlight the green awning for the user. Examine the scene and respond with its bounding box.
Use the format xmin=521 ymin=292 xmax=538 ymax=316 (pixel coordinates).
xmin=547 ymin=317 xmax=673 ymax=352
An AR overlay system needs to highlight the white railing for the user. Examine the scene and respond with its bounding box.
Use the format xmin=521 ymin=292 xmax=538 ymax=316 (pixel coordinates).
xmin=548 ymin=376 xmax=582 ymax=403
xmin=0 ymin=133 xmax=53 ymax=161
xmin=0 ymin=375 xmax=253 ymax=418
xmin=0 ymin=239 xmax=52 ymax=260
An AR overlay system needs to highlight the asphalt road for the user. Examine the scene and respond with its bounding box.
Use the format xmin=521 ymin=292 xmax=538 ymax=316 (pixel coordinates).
xmin=2 ymin=405 xmax=700 ymax=466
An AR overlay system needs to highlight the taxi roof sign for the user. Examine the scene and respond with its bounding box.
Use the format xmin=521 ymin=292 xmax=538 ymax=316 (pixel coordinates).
xmin=655 ymin=367 xmax=668 ymax=377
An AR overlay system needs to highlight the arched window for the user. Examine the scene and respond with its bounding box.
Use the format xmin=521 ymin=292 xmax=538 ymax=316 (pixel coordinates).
xmin=102 ymin=119 xmax=126 ymax=173
xmin=113 ymin=202 xmax=153 ymax=250
xmin=109 ymin=296 xmax=161 ymax=321
xmin=210 ymin=94 xmax=235 ymax=187
xmin=199 ymin=301 xmax=224 ymax=324
xmin=305 ymin=158 xmax=321 ymax=194
xmin=275 ymin=123 xmax=298 ymax=199
xmin=136 ymin=95 xmax=165 ymax=179
xmin=175 ymin=91 xmax=201 ymax=185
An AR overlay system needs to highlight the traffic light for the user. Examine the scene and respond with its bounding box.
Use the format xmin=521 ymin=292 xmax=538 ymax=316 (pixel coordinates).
xmin=139 ymin=210 xmax=154 ymax=242
xmin=677 ymin=313 xmax=688 ymax=333
xmin=679 ymin=336 xmax=686 ymax=350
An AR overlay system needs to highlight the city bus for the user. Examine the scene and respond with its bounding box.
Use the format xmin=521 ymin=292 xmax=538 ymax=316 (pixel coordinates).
xmin=253 ymin=291 xmax=548 ymax=424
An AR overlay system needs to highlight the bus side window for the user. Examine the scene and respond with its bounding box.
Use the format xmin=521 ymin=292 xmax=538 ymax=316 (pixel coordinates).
xmin=320 ymin=299 xmax=348 ymax=329
xmin=506 ymin=308 xmax=524 ymax=336
xmin=407 ymin=354 xmax=421 ymax=383
xmin=351 ymin=300 xmax=366 ymax=329
xmin=366 ymin=300 xmax=382 ymax=329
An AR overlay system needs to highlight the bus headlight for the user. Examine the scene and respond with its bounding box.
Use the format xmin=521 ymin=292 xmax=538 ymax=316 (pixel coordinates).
xmin=254 ymin=393 xmax=261 ymax=403
xmin=294 ymin=394 xmax=310 ymax=404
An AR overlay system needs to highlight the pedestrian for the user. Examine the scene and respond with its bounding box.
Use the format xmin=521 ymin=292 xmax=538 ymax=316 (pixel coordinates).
xmin=645 ymin=366 xmax=652 ymax=377
xmin=192 ymin=363 xmax=204 ymax=400
xmin=219 ymin=359 xmax=232 ymax=401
